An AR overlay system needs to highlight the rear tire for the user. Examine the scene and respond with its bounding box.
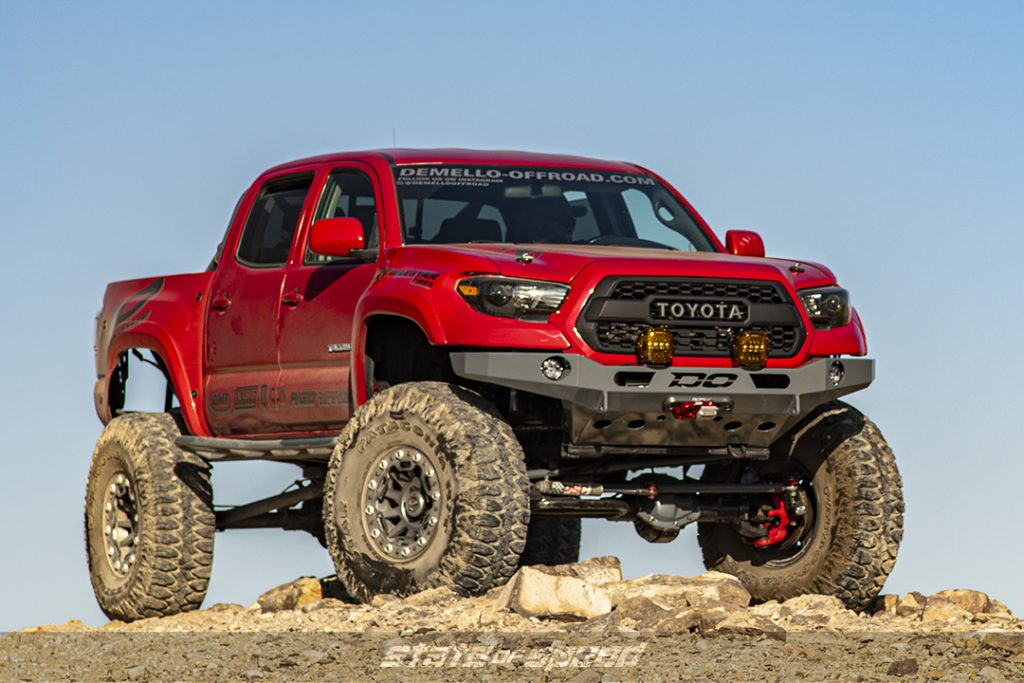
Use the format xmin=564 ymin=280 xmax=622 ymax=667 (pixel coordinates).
xmin=85 ymin=413 xmax=215 ymax=621
xmin=323 ymin=382 xmax=530 ymax=602
xmin=520 ymin=518 xmax=582 ymax=566
xmin=697 ymin=401 xmax=903 ymax=611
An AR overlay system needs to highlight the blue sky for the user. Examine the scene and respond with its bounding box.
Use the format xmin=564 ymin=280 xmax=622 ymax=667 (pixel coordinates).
xmin=1 ymin=2 xmax=1022 ymax=630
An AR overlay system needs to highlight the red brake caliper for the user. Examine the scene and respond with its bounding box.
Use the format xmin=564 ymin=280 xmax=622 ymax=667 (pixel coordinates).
xmin=753 ymin=481 xmax=799 ymax=548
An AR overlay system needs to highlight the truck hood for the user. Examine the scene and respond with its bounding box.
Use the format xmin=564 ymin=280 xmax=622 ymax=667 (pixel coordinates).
xmin=436 ymin=243 xmax=838 ymax=290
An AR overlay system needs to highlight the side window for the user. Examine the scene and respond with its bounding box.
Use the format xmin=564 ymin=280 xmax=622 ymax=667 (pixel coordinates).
xmin=622 ymin=188 xmax=700 ymax=251
xmin=306 ymin=170 xmax=378 ymax=264
xmin=236 ymin=174 xmax=314 ymax=267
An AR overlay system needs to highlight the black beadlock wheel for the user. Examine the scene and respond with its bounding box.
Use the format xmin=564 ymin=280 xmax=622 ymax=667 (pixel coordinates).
xmin=85 ymin=413 xmax=215 ymax=621
xmin=697 ymin=400 xmax=904 ymax=612
xmin=323 ymin=382 xmax=530 ymax=602
xmin=520 ymin=518 xmax=582 ymax=566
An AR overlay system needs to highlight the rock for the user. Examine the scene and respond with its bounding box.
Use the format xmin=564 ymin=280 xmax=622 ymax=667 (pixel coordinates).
xmin=125 ymin=665 xmax=148 ymax=681
xmin=886 ymin=658 xmax=919 ymax=677
xmin=896 ymin=592 xmax=927 ymax=617
xmin=779 ymin=594 xmax=846 ymax=617
xmin=748 ymin=600 xmax=782 ymax=620
xmin=207 ymin=603 xmax=245 ymax=613
xmin=300 ymin=598 xmax=347 ymax=613
xmin=20 ymin=619 xmax=92 ymax=633
xmin=603 ymin=571 xmax=751 ymax=610
xmin=776 ymin=594 xmax=858 ymax=630
xmin=871 ymin=594 xmax=899 ymax=616
xmin=370 ymin=594 xmax=399 ymax=608
xmin=921 ymin=602 xmax=972 ymax=624
xmin=986 ymin=599 xmax=1016 ymax=618
xmin=495 ymin=566 xmax=612 ymax=620
xmin=612 ymin=596 xmax=672 ymax=623
xmin=656 ymin=607 xmax=733 ymax=634
xmin=977 ymin=666 xmax=1006 ymax=682
xmin=298 ymin=649 xmax=330 ymax=664
xmin=712 ymin=613 xmax=786 ymax=641
xmin=525 ymin=555 xmax=623 ymax=586
xmin=257 ymin=577 xmax=323 ymax=612
xmin=404 ymin=587 xmax=459 ymax=607
xmin=926 ymin=589 xmax=990 ymax=616
xmin=980 ymin=631 xmax=1024 ymax=656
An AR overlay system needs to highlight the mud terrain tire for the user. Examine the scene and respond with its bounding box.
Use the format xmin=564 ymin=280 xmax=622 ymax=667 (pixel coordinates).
xmin=520 ymin=518 xmax=582 ymax=566
xmin=85 ymin=413 xmax=215 ymax=621
xmin=697 ymin=401 xmax=903 ymax=612
xmin=323 ymin=382 xmax=530 ymax=602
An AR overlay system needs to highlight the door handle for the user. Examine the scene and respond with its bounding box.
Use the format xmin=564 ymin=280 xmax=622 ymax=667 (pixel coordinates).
xmin=211 ymin=293 xmax=231 ymax=312
xmin=282 ymin=289 xmax=304 ymax=307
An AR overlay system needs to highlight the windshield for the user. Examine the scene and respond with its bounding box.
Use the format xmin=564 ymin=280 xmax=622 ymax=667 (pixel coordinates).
xmin=394 ymin=165 xmax=716 ymax=251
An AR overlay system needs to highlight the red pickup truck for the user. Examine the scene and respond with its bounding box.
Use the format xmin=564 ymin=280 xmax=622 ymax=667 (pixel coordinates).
xmin=89 ymin=148 xmax=903 ymax=620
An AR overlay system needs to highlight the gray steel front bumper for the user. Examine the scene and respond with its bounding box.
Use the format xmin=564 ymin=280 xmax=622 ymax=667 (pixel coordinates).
xmin=450 ymin=352 xmax=873 ymax=448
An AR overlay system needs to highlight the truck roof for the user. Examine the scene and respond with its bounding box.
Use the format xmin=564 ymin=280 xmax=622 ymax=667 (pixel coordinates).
xmin=265 ymin=148 xmax=642 ymax=174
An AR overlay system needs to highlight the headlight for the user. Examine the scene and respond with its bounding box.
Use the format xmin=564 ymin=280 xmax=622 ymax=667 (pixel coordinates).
xmin=799 ymin=287 xmax=851 ymax=329
xmin=457 ymin=276 xmax=570 ymax=321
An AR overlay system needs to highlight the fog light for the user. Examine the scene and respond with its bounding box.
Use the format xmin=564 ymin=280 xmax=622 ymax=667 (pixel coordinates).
xmin=731 ymin=331 xmax=770 ymax=370
xmin=541 ymin=356 xmax=570 ymax=381
xmin=636 ymin=327 xmax=674 ymax=368
xmin=829 ymin=360 xmax=845 ymax=386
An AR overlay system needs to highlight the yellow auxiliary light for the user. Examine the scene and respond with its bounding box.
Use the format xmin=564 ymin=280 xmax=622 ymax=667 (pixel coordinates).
xmin=731 ymin=331 xmax=771 ymax=370
xmin=636 ymin=327 xmax=674 ymax=368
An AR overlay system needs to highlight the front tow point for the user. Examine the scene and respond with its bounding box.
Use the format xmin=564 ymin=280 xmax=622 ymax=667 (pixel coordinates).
xmin=671 ymin=400 xmax=719 ymax=420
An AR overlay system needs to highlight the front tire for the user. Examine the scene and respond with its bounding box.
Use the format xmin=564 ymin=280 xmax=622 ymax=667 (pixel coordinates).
xmin=323 ymin=382 xmax=530 ymax=602
xmin=697 ymin=401 xmax=903 ymax=611
xmin=85 ymin=413 xmax=215 ymax=621
xmin=520 ymin=518 xmax=582 ymax=566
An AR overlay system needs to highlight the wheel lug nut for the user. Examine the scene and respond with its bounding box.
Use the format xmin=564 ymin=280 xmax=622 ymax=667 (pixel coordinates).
xmin=385 ymin=544 xmax=394 ymax=553
xmin=105 ymin=525 xmax=111 ymax=534
xmin=431 ymin=492 xmax=440 ymax=500
xmin=396 ymin=450 xmax=405 ymax=459
xmin=401 ymin=548 xmax=411 ymax=557
xmin=417 ymin=537 xmax=427 ymax=546
xmin=107 ymin=546 xmax=114 ymax=556
xmin=379 ymin=460 xmax=388 ymax=470
xmin=413 ymin=453 xmax=422 ymax=462
xmin=370 ymin=529 xmax=380 ymax=538
xmin=365 ymin=506 xmax=374 ymax=515
xmin=426 ymin=468 xmax=435 ymax=478
xmin=368 ymin=480 xmax=378 ymax=490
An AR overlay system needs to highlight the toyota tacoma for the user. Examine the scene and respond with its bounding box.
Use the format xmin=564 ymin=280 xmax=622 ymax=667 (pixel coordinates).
xmin=88 ymin=148 xmax=903 ymax=620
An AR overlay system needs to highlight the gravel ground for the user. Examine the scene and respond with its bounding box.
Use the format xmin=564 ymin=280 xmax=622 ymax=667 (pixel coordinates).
xmin=3 ymin=629 xmax=1023 ymax=681
xmin=6 ymin=560 xmax=1022 ymax=681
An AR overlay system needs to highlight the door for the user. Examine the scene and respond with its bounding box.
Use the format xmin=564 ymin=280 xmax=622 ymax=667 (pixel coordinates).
xmin=275 ymin=164 xmax=381 ymax=431
xmin=204 ymin=171 xmax=315 ymax=435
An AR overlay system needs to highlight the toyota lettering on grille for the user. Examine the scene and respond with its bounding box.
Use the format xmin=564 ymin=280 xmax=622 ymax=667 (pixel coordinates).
xmin=650 ymin=300 xmax=748 ymax=323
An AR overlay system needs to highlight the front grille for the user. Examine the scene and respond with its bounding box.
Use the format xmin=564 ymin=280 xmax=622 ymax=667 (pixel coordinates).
xmin=579 ymin=277 xmax=805 ymax=358
xmin=610 ymin=280 xmax=784 ymax=304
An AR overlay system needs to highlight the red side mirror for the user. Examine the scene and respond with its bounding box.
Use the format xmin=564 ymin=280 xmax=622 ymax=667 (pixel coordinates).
xmin=310 ymin=217 xmax=365 ymax=257
xmin=725 ymin=230 xmax=765 ymax=258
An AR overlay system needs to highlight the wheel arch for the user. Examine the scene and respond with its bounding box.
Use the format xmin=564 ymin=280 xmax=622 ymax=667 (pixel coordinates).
xmin=97 ymin=337 xmax=205 ymax=436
